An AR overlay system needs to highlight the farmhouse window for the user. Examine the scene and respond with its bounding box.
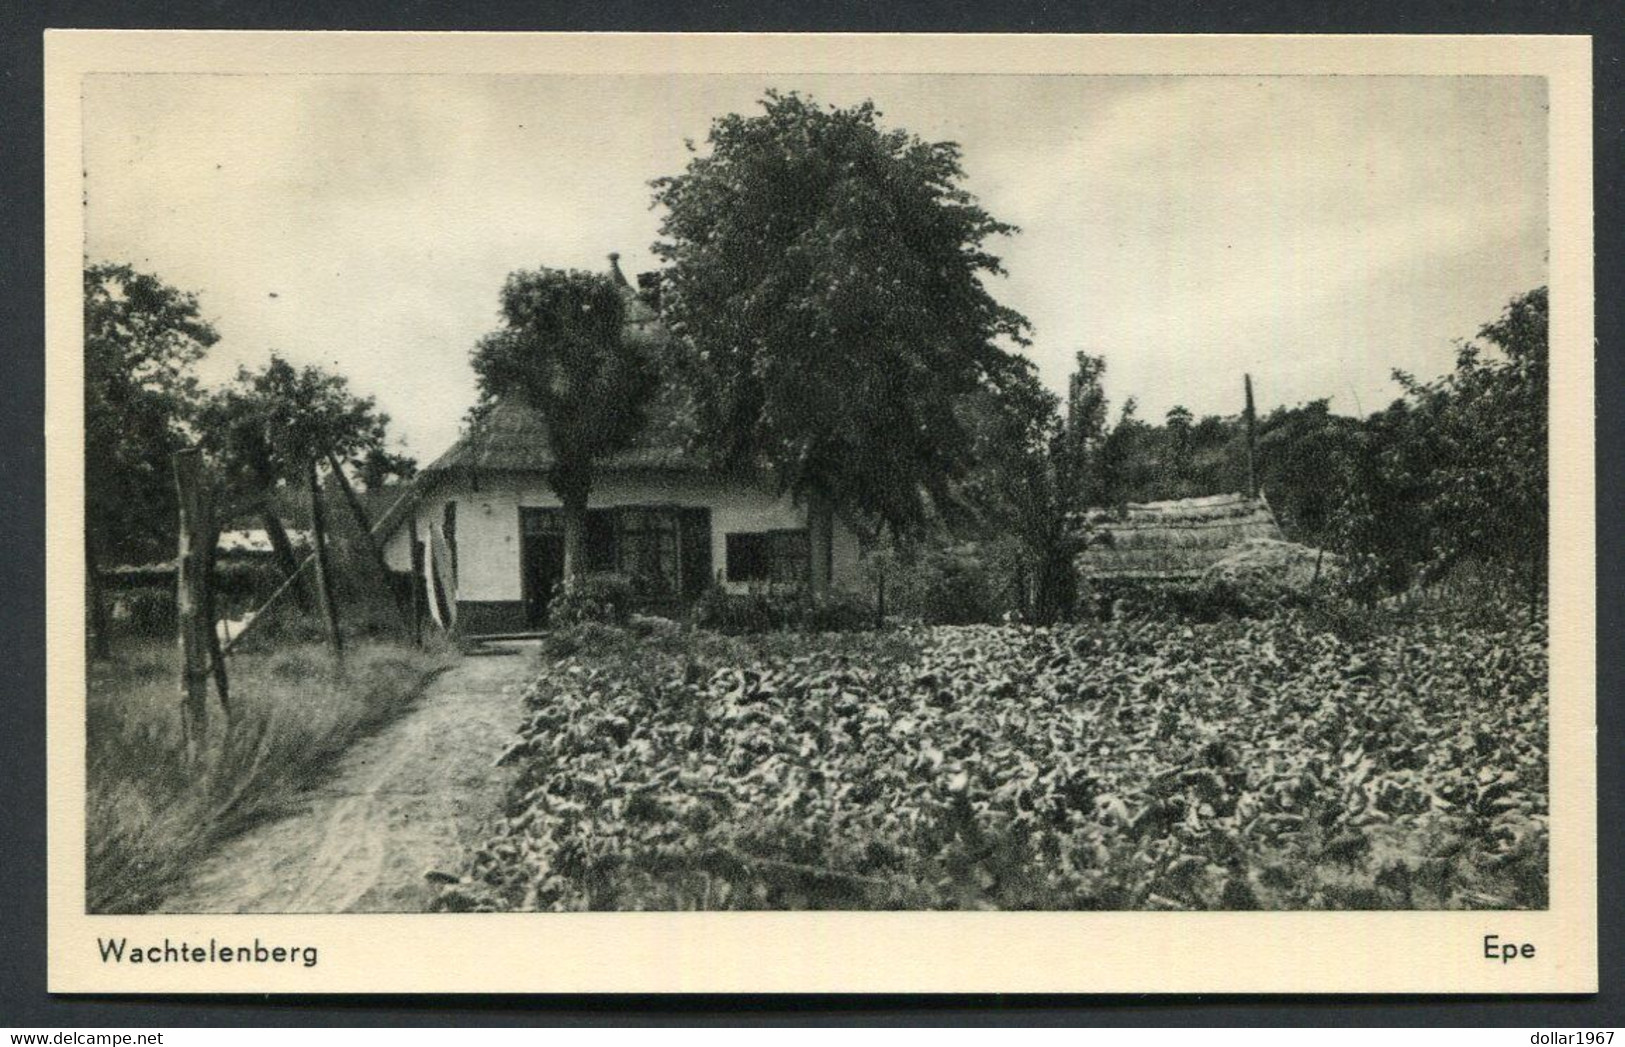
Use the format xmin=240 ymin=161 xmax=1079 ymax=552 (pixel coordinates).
xmin=577 ymin=507 xmax=683 ymax=595
xmin=726 ymin=530 xmax=809 ymax=585
xmin=616 ymin=508 xmax=680 ymax=595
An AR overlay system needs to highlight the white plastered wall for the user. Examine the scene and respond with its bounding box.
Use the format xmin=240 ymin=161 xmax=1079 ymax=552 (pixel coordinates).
xmin=381 ymin=470 xmax=864 ymax=602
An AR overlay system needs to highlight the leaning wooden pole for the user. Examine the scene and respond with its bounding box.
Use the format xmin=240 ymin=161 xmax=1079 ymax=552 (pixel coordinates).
xmin=306 ymin=458 xmax=345 ymax=665
xmin=221 ymin=485 xmax=418 ymax=656
xmin=172 ymin=448 xmax=211 ymax=761
xmin=408 ymin=514 xmax=423 ymax=647
xmin=325 ymin=449 xmax=414 ymax=640
xmin=1243 ymin=373 xmax=1259 ymax=499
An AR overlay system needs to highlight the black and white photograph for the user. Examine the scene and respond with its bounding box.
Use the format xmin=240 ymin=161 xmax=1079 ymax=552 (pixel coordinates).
xmin=46 ymin=31 xmax=1596 ymax=994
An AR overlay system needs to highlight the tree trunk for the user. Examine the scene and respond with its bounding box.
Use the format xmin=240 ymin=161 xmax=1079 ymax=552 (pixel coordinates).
xmin=85 ymin=532 xmax=111 ymax=660
xmin=306 ymin=459 xmax=345 ymax=665
xmin=259 ymin=502 xmax=311 ymax=611
xmin=1032 ymin=555 xmax=1062 ymax=626
xmin=561 ymin=489 xmax=588 ymax=588
xmin=874 ymin=557 xmax=887 ymax=630
xmin=1243 ymin=373 xmax=1259 ymax=499
xmin=807 ymin=483 xmax=834 ymax=595
xmin=551 ymin=464 xmax=593 ymax=589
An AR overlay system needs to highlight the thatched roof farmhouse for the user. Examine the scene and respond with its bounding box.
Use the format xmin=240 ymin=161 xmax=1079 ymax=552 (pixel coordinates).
xmin=374 ymin=256 xmax=863 ymax=634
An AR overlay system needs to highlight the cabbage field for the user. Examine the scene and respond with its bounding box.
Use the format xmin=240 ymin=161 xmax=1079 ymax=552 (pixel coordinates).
xmin=436 ymin=612 xmax=1547 ymax=911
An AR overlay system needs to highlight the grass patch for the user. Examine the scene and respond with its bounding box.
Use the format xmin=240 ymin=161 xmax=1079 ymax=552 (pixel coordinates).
xmin=86 ymin=639 xmax=456 ymax=914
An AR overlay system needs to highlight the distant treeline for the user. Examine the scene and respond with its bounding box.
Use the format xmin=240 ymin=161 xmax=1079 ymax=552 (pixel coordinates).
xmin=1088 ymin=396 xmax=1357 ymax=547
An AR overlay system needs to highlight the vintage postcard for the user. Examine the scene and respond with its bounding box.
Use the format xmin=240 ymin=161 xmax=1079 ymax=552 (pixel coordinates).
xmin=45 ymin=32 xmax=1595 ymax=993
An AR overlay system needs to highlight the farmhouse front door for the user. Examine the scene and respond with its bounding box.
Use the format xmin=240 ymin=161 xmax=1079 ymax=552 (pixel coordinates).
xmin=520 ymin=507 xmax=566 ymax=627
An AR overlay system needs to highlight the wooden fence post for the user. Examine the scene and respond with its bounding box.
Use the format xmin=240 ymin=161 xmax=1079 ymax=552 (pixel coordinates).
xmin=86 ymin=532 xmax=111 ymax=660
xmin=173 ymin=448 xmax=211 ymax=760
xmin=306 ymin=458 xmax=345 ymax=665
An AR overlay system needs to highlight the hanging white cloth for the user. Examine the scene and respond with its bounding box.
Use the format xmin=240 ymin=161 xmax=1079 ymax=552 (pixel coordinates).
xmin=422 ymin=523 xmax=445 ymax=630
xmin=427 ymin=520 xmax=458 ymax=629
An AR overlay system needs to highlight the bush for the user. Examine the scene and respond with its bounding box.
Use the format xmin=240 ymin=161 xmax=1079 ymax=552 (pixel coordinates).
xmin=546 ymin=573 xmax=635 ymax=626
xmin=1107 ymin=576 xmax=1306 ymax=623
xmin=116 ymin=587 xmax=176 ymax=637
xmin=869 ymin=543 xmax=1019 ymax=625
xmin=540 ymin=621 xmax=636 ymax=658
xmin=799 ymin=590 xmax=874 ymax=632
xmin=691 ymin=586 xmax=873 ymax=634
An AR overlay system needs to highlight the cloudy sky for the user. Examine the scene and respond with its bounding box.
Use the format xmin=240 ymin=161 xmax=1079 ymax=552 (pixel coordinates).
xmin=84 ymin=73 xmax=1547 ymax=464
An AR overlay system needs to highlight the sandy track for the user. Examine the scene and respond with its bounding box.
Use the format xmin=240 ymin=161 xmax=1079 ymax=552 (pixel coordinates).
xmin=159 ymin=643 xmax=537 ymax=914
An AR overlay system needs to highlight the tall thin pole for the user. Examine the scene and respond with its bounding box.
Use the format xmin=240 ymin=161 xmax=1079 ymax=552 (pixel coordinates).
xmin=408 ymin=514 xmax=423 ymax=647
xmin=1243 ymin=373 xmax=1259 ymax=499
xmin=306 ymin=458 xmax=345 ymax=665
xmin=173 ymin=448 xmax=210 ymax=760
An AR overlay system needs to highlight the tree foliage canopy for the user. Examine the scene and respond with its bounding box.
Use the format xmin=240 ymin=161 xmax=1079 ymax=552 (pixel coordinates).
xmin=469 ymin=267 xmax=659 ymax=506
xmin=200 ymin=355 xmax=404 ymax=508
xmin=84 ymin=262 xmax=220 ymax=564
xmin=1336 ymin=287 xmax=1547 ymax=597
xmin=650 ymin=91 xmax=1033 ymax=532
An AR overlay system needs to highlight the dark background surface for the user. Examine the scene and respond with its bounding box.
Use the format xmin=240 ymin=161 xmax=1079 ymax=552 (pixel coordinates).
xmin=2 ymin=0 xmax=1620 ymax=1026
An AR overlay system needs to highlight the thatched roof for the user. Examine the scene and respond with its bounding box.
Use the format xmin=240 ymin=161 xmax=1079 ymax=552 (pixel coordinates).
xmin=420 ymin=396 xmax=704 ymax=477
xmin=1076 ymin=492 xmax=1284 ymax=579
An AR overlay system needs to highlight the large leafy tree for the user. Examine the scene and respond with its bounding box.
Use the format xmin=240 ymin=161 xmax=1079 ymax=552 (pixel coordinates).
xmin=651 ymin=91 xmax=1032 ymax=590
xmin=84 ymin=262 xmax=220 ymax=567
xmin=1336 ymin=287 xmax=1548 ymax=607
xmin=469 ymin=268 xmax=659 ymax=584
xmin=1410 ymin=285 xmax=1547 ymax=594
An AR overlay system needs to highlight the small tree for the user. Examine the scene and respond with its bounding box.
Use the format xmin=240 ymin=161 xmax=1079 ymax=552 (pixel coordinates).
xmin=199 ymin=356 xmax=407 ymax=645
xmin=469 ymin=268 xmax=658 ymax=585
xmin=1401 ymin=287 xmax=1548 ymax=607
xmin=201 ymin=357 xmax=402 ymax=575
xmin=1164 ymin=404 xmax=1195 ymax=496
xmin=355 ymin=446 xmax=418 ymax=492
xmin=959 ymin=352 xmax=1115 ymax=623
xmin=652 ymin=91 xmax=1032 ymax=590
xmin=84 ymin=263 xmax=220 ymax=657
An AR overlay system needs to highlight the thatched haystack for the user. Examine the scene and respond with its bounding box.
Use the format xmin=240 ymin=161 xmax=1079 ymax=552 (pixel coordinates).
xmin=1075 ymin=492 xmax=1284 ymax=580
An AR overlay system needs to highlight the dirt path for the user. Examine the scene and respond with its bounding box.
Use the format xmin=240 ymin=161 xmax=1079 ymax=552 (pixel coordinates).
xmin=159 ymin=642 xmax=538 ymax=914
